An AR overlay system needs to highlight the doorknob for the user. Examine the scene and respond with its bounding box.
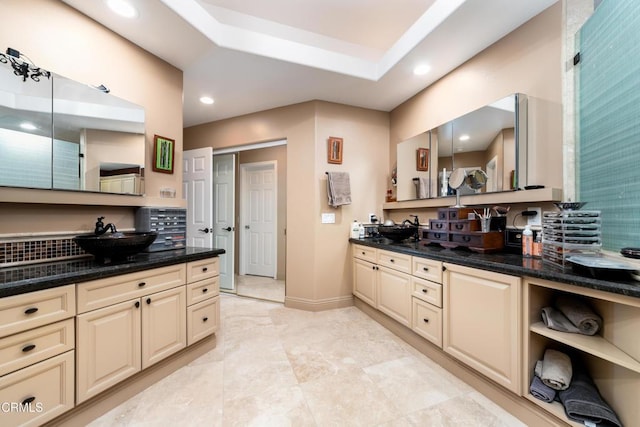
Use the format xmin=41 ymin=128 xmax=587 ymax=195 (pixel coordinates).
xmin=198 ymin=228 xmax=210 ymax=233
xmin=245 ymin=225 xmax=250 ymax=229
xmin=223 ymin=226 xmax=232 ymax=232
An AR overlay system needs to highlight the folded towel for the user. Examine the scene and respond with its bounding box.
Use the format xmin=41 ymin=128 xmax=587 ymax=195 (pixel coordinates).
xmin=419 ymin=177 xmax=429 ymax=199
xmin=541 ymin=306 xmax=581 ymax=334
xmin=541 ymin=349 xmax=572 ymax=391
xmin=534 ymin=360 xmax=543 ymax=378
xmin=530 ymin=374 xmax=557 ymax=403
xmin=558 ymin=370 xmax=622 ymax=427
xmin=326 ymin=172 xmax=351 ymax=207
xmin=555 ymin=295 xmax=602 ymax=336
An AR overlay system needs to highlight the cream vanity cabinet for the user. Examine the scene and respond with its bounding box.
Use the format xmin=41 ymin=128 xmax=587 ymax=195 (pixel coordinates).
xmin=186 ymin=258 xmax=220 ymax=345
xmin=523 ymin=277 xmax=640 ymax=426
xmin=442 ymin=262 xmax=521 ymax=393
xmin=0 ymin=285 xmax=76 ymax=427
xmin=75 ymin=264 xmax=187 ymax=403
xmin=352 ymin=245 xmax=412 ymax=327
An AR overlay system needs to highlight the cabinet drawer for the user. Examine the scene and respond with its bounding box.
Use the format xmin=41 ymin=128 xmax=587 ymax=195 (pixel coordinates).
xmin=412 ymin=298 xmax=442 ymax=347
xmin=412 ymin=258 xmax=442 ymax=284
xmin=186 ymin=276 xmax=220 ymax=306
xmin=77 ymin=264 xmax=186 ymax=314
xmin=186 ymin=258 xmax=219 ymax=284
xmin=377 ymin=250 xmax=411 ymax=273
xmin=187 ymin=296 xmax=220 ymax=346
xmin=0 ymin=319 xmax=74 ymax=377
xmin=429 ymin=219 xmax=448 ymax=231
xmin=424 ymin=231 xmax=449 ymax=242
xmin=411 ymin=277 xmax=442 ymax=308
xmin=449 ymin=220 xmax=479 ymax=232
xmin=0 ymin=350 xmax=74 ymax=427
xmin=352 ymin=244 xmax=377 ymax=263
xmin=0 ymin=285 xmax=75 ymax=338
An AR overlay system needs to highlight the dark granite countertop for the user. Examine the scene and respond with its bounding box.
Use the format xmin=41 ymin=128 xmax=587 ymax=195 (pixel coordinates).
xmin=0 ymin=247 xmax=225 ymax=298
xmin=350 ymin=238 xmax=640 ymax=299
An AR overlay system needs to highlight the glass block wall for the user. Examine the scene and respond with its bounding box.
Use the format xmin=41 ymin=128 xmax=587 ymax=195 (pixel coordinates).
xmin=577 ymin=0 xmax=640 ymax=251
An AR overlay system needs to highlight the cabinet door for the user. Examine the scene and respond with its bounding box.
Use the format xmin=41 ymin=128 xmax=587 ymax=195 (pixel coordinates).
xmin=76 ymin=300 xmax=141 ymax=403
xmin=412 ymin=297 xmax=442 ymax=347
xmin=353 ymin=258 xmax=377 ymax=307
xmin=377 ymin=266 xmax=411 ymax=327
xmin=443 ymin=263 xmax=521 ymax=393
xmin=142 ymin=287 xmax=186 ymax=369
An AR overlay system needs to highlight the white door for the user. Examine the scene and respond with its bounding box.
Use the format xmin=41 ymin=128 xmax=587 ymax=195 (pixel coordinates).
xmin=213 ymin=154 xmax=235 ymax=291
xmin=241 ymin=161 xmax=276 ymax=278
xmin=183 ymin=148 xmax=213 ymax=248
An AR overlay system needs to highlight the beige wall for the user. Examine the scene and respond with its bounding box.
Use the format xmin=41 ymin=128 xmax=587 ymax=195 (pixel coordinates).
xmin=0 ymin=0 xmax=183 ymax=235
xmin=184 ymin=101 xmax=389 ymax=309
xmin=237 ymin=145 xmax=287 ymax=280
xmin=390 ymin=3 xmax=562 ymax=193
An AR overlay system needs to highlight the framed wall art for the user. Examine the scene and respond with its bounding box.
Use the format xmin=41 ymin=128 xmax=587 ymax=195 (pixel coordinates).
xmin=327 ymin=136 xmax=343 ymax=164
xmin=153 ymin=135 xmax=175 ymax=174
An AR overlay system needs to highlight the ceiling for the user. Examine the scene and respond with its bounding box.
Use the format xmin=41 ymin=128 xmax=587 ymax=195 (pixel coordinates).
xmin=61 ymin=0 xmax=558 ymax=128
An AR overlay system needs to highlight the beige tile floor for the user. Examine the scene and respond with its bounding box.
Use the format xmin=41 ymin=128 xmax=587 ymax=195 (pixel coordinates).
xmin=89 ymin=294 xmax=525 ymax=426
xmin=234 ymin=274 xmax=285 ymax=303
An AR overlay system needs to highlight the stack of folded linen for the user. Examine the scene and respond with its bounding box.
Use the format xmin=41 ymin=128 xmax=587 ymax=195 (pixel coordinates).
xmin=541 ymin=294 xmax=602 ymax=335
xmin=529 ymin=349 xmax=623 ymax=426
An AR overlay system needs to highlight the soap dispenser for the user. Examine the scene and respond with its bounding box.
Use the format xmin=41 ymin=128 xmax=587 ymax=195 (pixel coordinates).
xmin=358 ymin=222 xmax=365 ymax=238
xmin=522 ymin=225 xmax=533 ymax=257
xmin=351 ymin=220 xmax=360 ymax=239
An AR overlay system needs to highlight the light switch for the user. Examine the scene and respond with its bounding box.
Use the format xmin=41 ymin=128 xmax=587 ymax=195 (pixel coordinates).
xmin=321 ymin=213 xmax=336 ymax=224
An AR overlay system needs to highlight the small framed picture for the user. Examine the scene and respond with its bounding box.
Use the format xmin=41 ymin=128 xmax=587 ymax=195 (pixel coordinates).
xmin=327 ymin=137 xmax=343 ymax=164
xmin=416 ymin=148 xmax=429 ymax=171
xmin=153 ymin=135 xmax=175 ymax=174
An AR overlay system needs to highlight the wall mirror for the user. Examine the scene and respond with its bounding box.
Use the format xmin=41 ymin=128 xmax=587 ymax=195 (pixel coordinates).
xmin=395 ymin=93 xmax=527 ymax=201
xmin=0 ymin=54 xmax=146 ymax=195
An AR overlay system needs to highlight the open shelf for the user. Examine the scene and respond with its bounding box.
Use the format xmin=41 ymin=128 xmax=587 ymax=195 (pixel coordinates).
xmin=524 ymin=394 xmax=583 ymax=427
xmin=530 ymin=322 xmax=640 ymax=374
xmin=383 ymin=187 xmax=562 ymax=210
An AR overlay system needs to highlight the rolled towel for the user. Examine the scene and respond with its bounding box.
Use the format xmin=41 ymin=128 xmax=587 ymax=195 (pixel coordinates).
xmin=541 ymin=349 xmax=572 ymax=391
xmin=530 ymin=375 xmax=557 ymax=403
xmin=558 ymin=370 xmax=622 ymax=427
xmin=555 ymin=295 xmax=602 ymax=336
xmin=541 ymin=306 xmax=580 ymax=334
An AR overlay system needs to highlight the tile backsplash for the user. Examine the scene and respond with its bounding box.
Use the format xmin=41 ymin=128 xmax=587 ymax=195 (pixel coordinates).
xmin=0 ymin=236 xmax=88 ymax=267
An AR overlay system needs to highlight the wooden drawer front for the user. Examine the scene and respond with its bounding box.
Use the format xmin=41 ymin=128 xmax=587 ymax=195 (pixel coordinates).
xmin=411 ymin=277 xmax=442 ymax=308
xmin=186 ymin=277 xmax=219 ymax=306
xmin=0 ymin=351 xmax=74 ymax=427
xmin=377 ymin=250 xmax=411 ymax=273
xmin=449 ymin=220 xmax=479 ymax=232
xmin=187 ymin=296 xmax=219 ymax=346
xmin=450 ymin=233 xmax=481 ymax=246
xmin=0 ymin=319 xmax=74 ymax=377
xmin=186 ymin=258 xmax=219 ymax=284
xmin=0 ymin=285 xmax=75 ymax=338
xmin=429 ymin=219 xmax=447 ymax=231
xmin=412 ymin=258 xmax=442 ymax=283
xmin=352 ymin=244 xmax=377 ymax=263
xmin=412 ymin=298 xmax=442 ymax=347
xmin=77 ymin=264 xmax=186 ymax=314
xmin=425 ymin=231 xmax=449 ymax=242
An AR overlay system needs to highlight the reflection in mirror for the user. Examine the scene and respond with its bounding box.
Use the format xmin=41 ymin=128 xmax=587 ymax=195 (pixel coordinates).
xmin=435 ymin=121 xmax=454 ymax=197
xmin=396 ymin=132 xmax=430 ymax=200
xmin=0 ymin=54 xmax=146 ymax=195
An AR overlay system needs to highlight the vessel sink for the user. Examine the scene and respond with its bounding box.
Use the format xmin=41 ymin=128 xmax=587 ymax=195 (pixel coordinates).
xmin=378 ymin=225 xmax=418 ymax=242
xmin=73 ymin=232 xmax=158 ymax=262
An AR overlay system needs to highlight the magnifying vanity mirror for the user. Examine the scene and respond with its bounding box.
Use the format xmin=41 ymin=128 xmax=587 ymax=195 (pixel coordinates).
xmin=0 ymin=53 xmax=146 ymax=195
xmin=396 ymin=93 xmax=527 ymax=201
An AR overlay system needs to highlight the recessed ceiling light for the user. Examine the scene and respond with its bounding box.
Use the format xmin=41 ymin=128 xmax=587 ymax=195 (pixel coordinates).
xmin=459 ymin=134 xmax=470 ymax=141
xmin=413 ymin=64 xmax=431 ymax=76
xmin=200 ymin=96 xmax=214 ymax=105
xmin=20 ymin=122 xmax=37 ymax=131
xmin=105 ymin=0 xmax=138 ymax=19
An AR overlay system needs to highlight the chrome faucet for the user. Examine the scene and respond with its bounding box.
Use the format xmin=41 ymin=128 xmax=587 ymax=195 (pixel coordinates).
xmin=94 ymin=216 xmax=117 ymax=235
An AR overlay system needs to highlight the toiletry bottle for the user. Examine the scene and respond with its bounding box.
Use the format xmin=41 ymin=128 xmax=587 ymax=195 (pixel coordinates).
xmin=358 ymin=222 xmax=365 ymax=238
xmin=351 ymin=220 xmax=360 ymax=239
xmin=522 ymin=225 xmax=533 ymax=257
xmin=533 ymin=232 xmax=542 ymax=257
